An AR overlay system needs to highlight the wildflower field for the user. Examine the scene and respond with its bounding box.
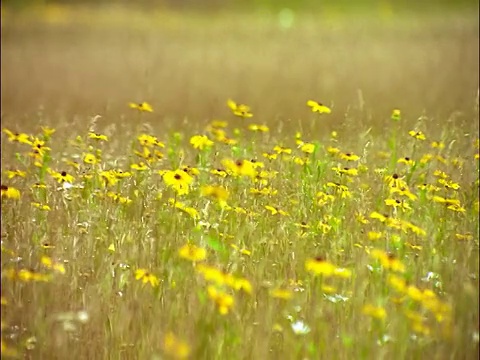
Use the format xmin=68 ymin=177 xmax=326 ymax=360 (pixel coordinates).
xmin=1 ymin=3 xmax=479 ymax=359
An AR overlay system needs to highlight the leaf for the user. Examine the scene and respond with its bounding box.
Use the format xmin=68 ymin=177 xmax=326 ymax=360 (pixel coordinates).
xmin=205 ymin=236 xmax=227 ymax=253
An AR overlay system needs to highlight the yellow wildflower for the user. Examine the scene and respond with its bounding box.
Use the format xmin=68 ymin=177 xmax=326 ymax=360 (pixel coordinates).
xmin=307 ymin=100 xmax=331 ymax=114
xmin=305 ymin=258 xmax=336 ymax=277
xmin=362 ymin=304 xmax=387 ymax=320
xmin=163 ymin=332 xmax=190 ymax=360
xmin=178 ymin=243 xmax=207 ymax=262
xmin=129 ymin=102 xmax=153 ymax=112
xmin=408 ymin=130 xmax=426 ymax=140
xmin=190 ymin=135 xmax=214 ymax=150
xmin=207 ymin=286 xmax=234 ymax=315
xmin=1 ymin=185 xmax=20 ymax=199
xmin=134 ymin=269 xmax=160 ymax=287
xmin=162 ymin=170 xmax=193 ymax=195
xmin=227 ymin=99 xmax=253 ymax=118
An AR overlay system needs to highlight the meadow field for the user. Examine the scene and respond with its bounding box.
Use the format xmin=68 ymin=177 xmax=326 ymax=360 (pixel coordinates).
xmin=1 ymin=2 xmax=479 ymax=359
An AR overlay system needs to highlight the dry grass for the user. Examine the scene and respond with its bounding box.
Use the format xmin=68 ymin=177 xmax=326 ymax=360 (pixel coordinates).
xmin=1 ymin=6 xmax=478 ymax=133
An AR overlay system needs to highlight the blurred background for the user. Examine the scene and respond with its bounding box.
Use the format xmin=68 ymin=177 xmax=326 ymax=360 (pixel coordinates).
xmin=1 ymin=0 xmax=479 ymax=135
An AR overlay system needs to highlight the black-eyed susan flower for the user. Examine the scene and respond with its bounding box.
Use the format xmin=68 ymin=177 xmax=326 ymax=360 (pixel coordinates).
xmin=250 ymin=186 xmax=277 ymax=196
xmin=230 ymin=244 xmax=251 ymax=256
xmin=168 ymin=199 xmax=199 ymax=219
xmin=131 ymin=162 xmax=149 ymax=171
xmin=391 ymin=109 xmax=401 ymax=121
xmin=248 ymin=124 xmax=269 ymax=132
xmin=190 ymin=135 xmax=214 ymax=150
xmin=433 ymin=170 xmax=449 ymax=179
xmin=292 ymin=156 xmax=310 ymax=165
xmin=390 ymin=186 xmax=417 ymax=201
xmin=446 ymin=203 xmax=466 ymax=213
xmin=99 ymin=170 xmax=119 ymax=187
xmin=273 ymin=145 xmax=292 ymax=154
xmin=40 ymin=256 xmax=65 ymax=274
xmin=417 ymin=183 xmax=440 ymax=192
xmin=400 ymin=221 xmax=426 ymax=236
xmin=420 ymin=154 xmax=434 ymax=164
xmin=211 ymin=130 xmax=237 ymax=145
xmin=222 ymin=159 xmax=257 ymax=178
xmin=262 ymin=152 xmax=278 ymax=160
xmin=408 ymin=130 xmax=426 ymax=140
xmin=162 ymin=169 xmax=193 ymax=195
xmin=18 ymin=269 xmax=51 ymax=282
xmin=134 ymin=269 xmax=160 ymax=287
xmin=317 ymin=221 xmax=332 ymax=234
xmin=437 ymin=178 xmax=460 ymax=190
xmin=305 ymin=257 xmax=336 ymax=276
xmin=129 ymin=102 xmax=153 ymax=112
xmin=83 ymin=153 xmax=99 ymax=165
xmin=455 ymin=233 xmax=474 ymax=241
xmin=227 ymin=99 xmax=253 ymax=118
xmin=7 ymin=169 xmax=26 ymax=179
xmin=40 ymin=125 xmax=55 ymax=137
xmin=270 ymin=288 xmax=293 ymax=300
xmin=332 ymin=166 xmax=359 ymax=176
xmin=196 ymin=264 xmax=226 ymax=286
xmin=355 ymin=213 xmax=370 ymax=224
xmin=299 ymin=142 xmax=315 ymax=154
xmin=106 ymin=191 xmax=132 ymax=205
xmin=207 ymin=285 xmax=234 ymax=315
xmin=368 ymin=231 xmax=383 ymax=241
xmin=385 ymin=198 xmax=412 ymax=211
xmin=265 ymin=205 xmax=289 ymax=216
xmin=2 ymin=128 xmax=32 ymax=145
xmin=208 ymin=120 xmax=228 ymax=129
xmin=113 ymin=169 xmax=132 ymax=179
xmin=163 ymin=332 xmax=190 ymax=360
xmin=178 ymin=243 xmax=207 ymax=262
xmin=387 ymin=274 xmax=407 ymax=293
xmin=181 ymin=165 xmax=200 ymax=177
xmin=201 ymin=185 xmax=229 ymax=206
xmin=31 ymin=137 xmax=50 ymax=151
xmin=307 ymin=100 xmax=331 ymax=114
xmin=326 ymin=182 xmax=352 ymax=198
xmin=137 ymin=134 xmax=164 ymax=148
xmin=362 ymin=304 xmax=387 ymax=320
xmin=431 ymin=141 xmax=445 ymax=149
xmin=1 ymin=185 xmax=20 ymax=199
xmin=88 ymin=132 xmax=108 ymax=141
xmin=398 ymin=157 xmax=415 ymax=166
xmin=410 ymin=319 xmax=431 ymax=336
xmin=41 ymin=242 xmax=56 ymax=249
xmin=384 ymin=173 xmax=407 ymax=188
xmin=136 ymin=146 xmax=164 ymax=163
xmin=31 ymin=183 xmax=47 ymax=190
xmin=339 ymin=152 xmax=360 ymax=161
xmin=210 ymin=168 xmax=228 ymax=178
xmin=370 ymin=249 xmax=405 ymax=273
xmin=50 ymin=170 xmax=74 ymax=184
xmin=326 ymin=146 xmax=340 ymax=155
xmin=369 ymin=211 xmax=389 ymax=223
xmin=432 ymin=196 xmax=460 ymax=206
xmin=32 ymin=202 xmax=51 ymax=211
xmin=226 ymin=276 xmax=253 ymax=294
xmin=316 ymin=191 xmax=335 ymax=206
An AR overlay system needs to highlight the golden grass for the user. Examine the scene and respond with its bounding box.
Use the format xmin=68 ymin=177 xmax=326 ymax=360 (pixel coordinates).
xmin=1 ymin=5 xmax=479 ymax=360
